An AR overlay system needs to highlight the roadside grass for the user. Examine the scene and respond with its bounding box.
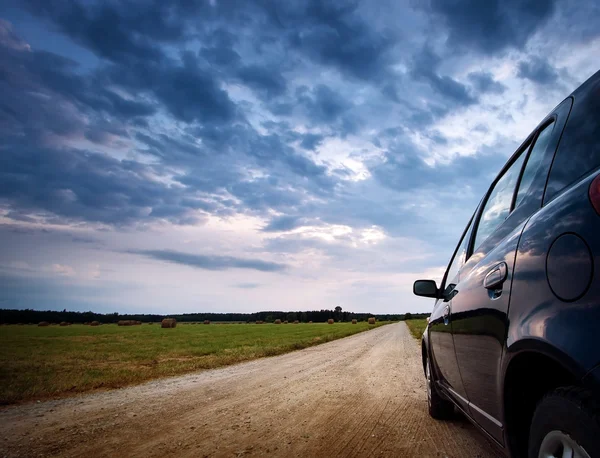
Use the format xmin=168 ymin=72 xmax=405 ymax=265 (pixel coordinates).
xmin=0 ymin=321 xmax=391 ymax=404
xmin=405 ymin=319 xmax=428 ymax=340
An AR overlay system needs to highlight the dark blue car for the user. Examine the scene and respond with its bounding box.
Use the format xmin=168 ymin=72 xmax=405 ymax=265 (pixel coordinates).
xmin=414 ymin=69 xmax=600 ymax=458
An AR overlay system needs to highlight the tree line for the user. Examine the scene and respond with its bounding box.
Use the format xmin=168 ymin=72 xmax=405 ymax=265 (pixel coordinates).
xmin=0 ymin=307 xmax=429 ymax=324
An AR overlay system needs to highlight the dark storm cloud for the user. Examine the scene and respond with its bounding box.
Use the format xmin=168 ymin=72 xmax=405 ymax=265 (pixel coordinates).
xmin=517 ymin=56 xmax=560 ymax=85
xmin=468 ymin=71 xmax=506 ymax=94
xmin=0 ymin=140 xmax=198 ymax=225
xmin=300 ymin=133 xmax=325 ymax=150
xmin=371 ymin=140 xmax=507 ymax=194
xmin=21 ymin=0 xmax=188 ymax=62
xmin=104 ymin=51 xmax=237 ymax=124
xmin=299 ymin=85 xmax=352 ymax=122
xmin=280 ymin=1 xmax=396 ymax=80
xmin=236 ymin=64 xmax=288 ymax=97
xmin=426 ymin=0 xmax=557 ymax=54
xmin=131 ymin=250 xmax=288 ymax=272
xmin=410 ymin=49 xmax=477 ymax=107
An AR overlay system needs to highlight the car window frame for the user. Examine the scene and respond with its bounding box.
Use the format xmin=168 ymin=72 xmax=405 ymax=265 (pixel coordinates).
xmin=439 ymin=211 xmax=476 ymax=295
xmin=468 ymin=139 xmax=533 ymax=255
xmin=512 ymin=117 xmax=556 ymax=211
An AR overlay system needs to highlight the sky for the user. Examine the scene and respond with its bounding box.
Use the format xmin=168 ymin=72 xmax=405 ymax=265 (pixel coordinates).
xmin=0 ymin=0 xmax=599 ymax=315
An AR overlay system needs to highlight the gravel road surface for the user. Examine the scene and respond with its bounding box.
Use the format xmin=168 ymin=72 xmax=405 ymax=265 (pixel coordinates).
xmin=0 ymin=322 xmax=501 ymax=457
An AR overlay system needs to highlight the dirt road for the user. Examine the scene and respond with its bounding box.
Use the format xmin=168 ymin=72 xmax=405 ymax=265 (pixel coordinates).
xmin=0 ymin=323 xmax=501 ymax=457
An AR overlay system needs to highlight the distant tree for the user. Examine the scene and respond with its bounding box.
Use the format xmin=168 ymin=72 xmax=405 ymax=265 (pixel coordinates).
xmin=334 ymin=305 xmax=342 ymax=321
xmin=405 ymin=312 xmax=413 ymax=320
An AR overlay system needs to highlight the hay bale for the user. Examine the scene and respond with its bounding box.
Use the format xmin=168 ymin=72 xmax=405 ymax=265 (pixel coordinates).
xmin=309 ymin=321 xmax=313 ymax=323
xmin=38 ymin=321 xmax=50 ymax=327
xmin=90 ymin=321 xmax=100 ymax=326
xmin=255 ymin=320 xmax=264 ymax=324
xmin=283 ymin=320 xmax=288 ymax=324
xmin=274 ymin=319 xmax=282 ymax=324
xmin=59 ymin=321 xmax=69 ymax=327
xmin=368 ymin=317 xmax=376 ymax=325
xmin=327 ymin=319 xmax=334 ymax=324
xmin=293 ymin=320 xmax=299 ymax=324
xmin=203 ymin=320 xmax=210 ymax=325
xmin=161 ymin=318 xmax=177 ymax=328
xmin=352 ymin=319 xmax=357 ymax=324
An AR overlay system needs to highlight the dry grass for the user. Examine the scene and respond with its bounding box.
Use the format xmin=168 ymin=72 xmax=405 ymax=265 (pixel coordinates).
xmin=0 ymin=321 xmax=392 ymax=404
xmin=405 ymin=319 xmax=428 ymax=340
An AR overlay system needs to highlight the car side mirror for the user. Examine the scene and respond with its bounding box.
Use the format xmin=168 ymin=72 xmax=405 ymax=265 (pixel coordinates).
xmin=413 ymin=279 xmax=439 ymax=298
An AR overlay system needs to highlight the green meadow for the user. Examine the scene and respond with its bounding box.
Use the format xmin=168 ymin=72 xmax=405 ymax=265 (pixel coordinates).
xmin=0 ymin=321 xmax=390 ymax=404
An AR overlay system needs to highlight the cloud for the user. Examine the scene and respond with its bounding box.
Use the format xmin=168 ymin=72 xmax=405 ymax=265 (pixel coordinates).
xmin=275 ymin=1 xmax=396 ymax=81
xmin=235 ymin=283 xmax=261 ymax=289
xmin=0 ymin=19 xmax=31 ymax=51
xmin=237 ymin=65 xmax=287 ymax=97
xmin=426 ymin=0 xmax=557 ymax=54
xmin=517 ymin=56 xmax=560 ymax=85
xmin=22 ymin=0 xmax=186 ymax=62
xmin=51 ymin=264 xmax=76 ymax=277
xmin=130 ymin=250 xmax=288 ymax=273
xmin=468 ymin=71 xmax=506 ymax=94
xmin=410 ymin=48 xmax=477 ymax=107
xmin=0 ymin=141 xmax=197 ymax=225
xmin=262 ymin=215 xmax=319 ymax=232
xmin=300 ymin=133 xmax=325 ymax=150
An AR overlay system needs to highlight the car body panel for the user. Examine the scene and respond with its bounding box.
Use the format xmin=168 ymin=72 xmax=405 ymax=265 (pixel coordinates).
xmin=507 ymin=168 xmax=600 ymax=376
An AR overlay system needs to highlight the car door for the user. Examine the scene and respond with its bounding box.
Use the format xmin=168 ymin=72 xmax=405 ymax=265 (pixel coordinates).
xmin=449 ymin=99 xmax=573 ymax=444
xmin=428 ymin=216 xmax=474 ymax=413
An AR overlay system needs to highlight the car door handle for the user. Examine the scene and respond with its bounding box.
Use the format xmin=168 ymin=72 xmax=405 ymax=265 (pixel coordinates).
xmin=484 ymin=262 xmax=508 ymax=290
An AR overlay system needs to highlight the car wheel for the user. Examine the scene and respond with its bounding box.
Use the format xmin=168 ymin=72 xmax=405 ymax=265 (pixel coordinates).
xmin=426 ymin=355 xmax=454 ymax=420
xmin=529 ymin=387 xmax=600 ymax=458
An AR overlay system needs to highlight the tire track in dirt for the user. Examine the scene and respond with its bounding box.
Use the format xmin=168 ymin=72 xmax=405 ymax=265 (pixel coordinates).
xmin=0 ymin=323 xmax=502 ymax=457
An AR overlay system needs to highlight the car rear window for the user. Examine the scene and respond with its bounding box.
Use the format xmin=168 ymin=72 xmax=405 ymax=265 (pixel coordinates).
xmin=545 ymin=78 xmax=600 ymax=202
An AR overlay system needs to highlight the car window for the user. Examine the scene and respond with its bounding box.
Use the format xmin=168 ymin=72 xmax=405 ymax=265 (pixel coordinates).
xmin=443 ymin=218 xmax=473 ymax=297
xmin=515 ymin=122 xmax=554 ymax=208
xmin=546 ymin=79 xmax=600 ymax=202
xmin=473 ymin=153 xmax=526 ymax=251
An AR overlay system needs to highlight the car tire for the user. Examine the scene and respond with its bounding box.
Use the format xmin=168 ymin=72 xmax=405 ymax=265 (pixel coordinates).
xmin=426 ymin=355 xmax=454 ymax=420
xmin=528 ymin=386 xmax=600 ymax=458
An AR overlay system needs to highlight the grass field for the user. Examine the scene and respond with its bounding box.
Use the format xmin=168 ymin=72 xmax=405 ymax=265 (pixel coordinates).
xmin=405 ymin=319 xmax=428 ymax=340
xmin=0 ymin=321 xmax=390 ymax=404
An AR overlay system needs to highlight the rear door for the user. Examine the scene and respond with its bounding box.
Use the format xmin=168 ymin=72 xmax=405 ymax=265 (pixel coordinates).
xmin=449 ymin=99 xmax=572 ymax=444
